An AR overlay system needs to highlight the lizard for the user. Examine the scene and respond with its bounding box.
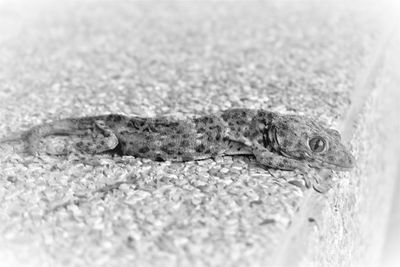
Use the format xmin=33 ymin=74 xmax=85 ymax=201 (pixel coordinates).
xmin=0 ymin=109 xmax=355 ymax=188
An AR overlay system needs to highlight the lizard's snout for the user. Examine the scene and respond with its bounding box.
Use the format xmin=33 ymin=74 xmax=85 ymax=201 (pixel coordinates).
xmin=342 ymin=152 xmax=356 ymax=169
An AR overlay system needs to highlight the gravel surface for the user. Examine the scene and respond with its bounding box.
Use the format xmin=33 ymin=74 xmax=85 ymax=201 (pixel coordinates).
xmin=0 ymin=1 xmax=383 ymax=266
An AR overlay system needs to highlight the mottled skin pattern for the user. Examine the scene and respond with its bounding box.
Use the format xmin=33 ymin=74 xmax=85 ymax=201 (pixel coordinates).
xmin=2 ymin=109 xmax=355 ymax=175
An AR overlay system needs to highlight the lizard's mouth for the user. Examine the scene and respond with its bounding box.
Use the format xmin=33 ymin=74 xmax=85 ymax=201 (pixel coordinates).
xmin=315 ymin=153 xmax=355 ymax=170
xmin=309 ymin=158 xmax=354 ymax=171
xmin=279 ymin=149 xmax=354 ymax=171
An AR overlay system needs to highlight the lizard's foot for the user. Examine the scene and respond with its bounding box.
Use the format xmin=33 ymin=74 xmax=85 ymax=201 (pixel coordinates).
xmin=45 ymin=145 xmax=66 ymax=156
xmin=288 ymin=164 xmax=315 ymax=190
xmin=311 ymin=170 xmax=333 ymax=193
xmin=291 ymin=167 xmax=332 ymax=193
xmin=74 ymin=120 xmax=119 ymax=154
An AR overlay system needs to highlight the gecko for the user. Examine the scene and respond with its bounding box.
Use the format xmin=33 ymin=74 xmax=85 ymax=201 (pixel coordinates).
xmin=1 ymin=109 xmax=355 ymax=187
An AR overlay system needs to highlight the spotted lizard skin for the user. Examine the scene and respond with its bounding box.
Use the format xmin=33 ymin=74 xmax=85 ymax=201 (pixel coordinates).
xmin=4 ymin=109 xmax=355 ymax=174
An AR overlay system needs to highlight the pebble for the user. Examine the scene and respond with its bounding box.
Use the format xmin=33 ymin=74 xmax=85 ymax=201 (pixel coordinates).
xmin=219 ymin=168 xmax=230 ymax=174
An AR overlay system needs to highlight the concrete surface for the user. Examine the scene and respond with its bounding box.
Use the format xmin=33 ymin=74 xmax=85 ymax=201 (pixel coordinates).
xmin=381 ymin=160 xmax=400 ymax=267
xmin=0 ymin=1 xmax=398 ymax=266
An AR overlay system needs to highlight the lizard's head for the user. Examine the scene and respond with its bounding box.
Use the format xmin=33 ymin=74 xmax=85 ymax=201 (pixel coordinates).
xmin=269 ymin=115 xmax=355 ymax=170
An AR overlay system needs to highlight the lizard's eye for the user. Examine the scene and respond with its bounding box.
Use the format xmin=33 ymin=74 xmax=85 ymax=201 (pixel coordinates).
xmin=309 ymin=137 xmax=326 ymax=153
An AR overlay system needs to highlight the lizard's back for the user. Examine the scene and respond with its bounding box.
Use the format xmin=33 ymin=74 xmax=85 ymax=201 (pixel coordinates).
xmin=112 ymin=114 xmax=234 ymax=161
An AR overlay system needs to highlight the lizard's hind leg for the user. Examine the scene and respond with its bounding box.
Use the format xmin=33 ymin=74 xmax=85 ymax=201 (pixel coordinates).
xmin=25 ymin=121 xmax=89 ymax=155
xmin=23 ymin=117 xmax=104 ymax=155
xmin=74 ymin=120 xmax=119 ymax=154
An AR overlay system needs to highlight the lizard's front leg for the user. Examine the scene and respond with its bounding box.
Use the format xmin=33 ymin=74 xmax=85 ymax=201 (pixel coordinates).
xmin=253 ymin=148 xmax=314 ymax=188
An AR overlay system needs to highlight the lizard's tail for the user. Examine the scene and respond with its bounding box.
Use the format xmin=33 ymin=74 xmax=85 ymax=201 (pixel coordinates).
xmin=0 ymin=133 xmax=25 ymax=143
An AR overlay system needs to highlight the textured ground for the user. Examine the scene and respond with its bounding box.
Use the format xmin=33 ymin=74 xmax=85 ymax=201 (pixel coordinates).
xmin=0 ymin=1 xmax=395 ymax=266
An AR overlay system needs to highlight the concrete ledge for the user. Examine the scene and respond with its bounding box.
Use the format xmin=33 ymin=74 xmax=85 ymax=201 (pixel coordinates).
xmin=0 ymin=1 xmax=397 ymax=267
xmin=278 ymin=27 xmax=400 ymax=266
